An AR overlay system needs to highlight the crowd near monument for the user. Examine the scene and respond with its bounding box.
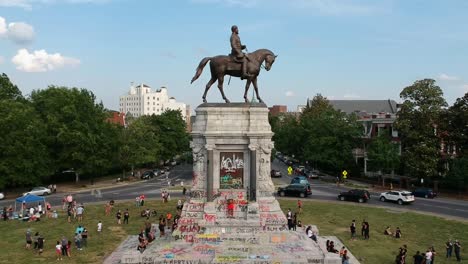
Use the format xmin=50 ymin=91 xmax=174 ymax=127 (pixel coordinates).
xmin=106 ymin=25 xmax=358 ymax=264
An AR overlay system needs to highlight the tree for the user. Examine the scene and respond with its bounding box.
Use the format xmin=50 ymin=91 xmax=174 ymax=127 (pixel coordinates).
xmin=395 ymin=79 xmax=447 ymax=179
xmin=299 ymin=95 xmax=362 ymax=172
xmin=445 ymin=92 xmax=468 ymax=156
xmin=0 ymin=100 xmax=52 ymax=188
xmin=150 ymin=110 xmax=190 ymax=162
xmin=271 ymin=114 xmax=301 ymax=158
xmin=30 ymin=86 xmax=118 ymax=182
xmin=0 ymin=73 xmax=24 ymax=101
xmin=366 ymin=133 xmax=400 ymax=175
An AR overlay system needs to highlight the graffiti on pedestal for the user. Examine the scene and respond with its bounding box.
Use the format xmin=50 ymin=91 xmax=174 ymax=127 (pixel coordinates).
xmin=219 ymin=152 xmax=244 ymax=189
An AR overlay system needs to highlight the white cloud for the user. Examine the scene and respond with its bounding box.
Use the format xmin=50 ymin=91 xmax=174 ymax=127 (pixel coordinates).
xmin=12 ymin=48 xmax=80 ymax=72
xmin=0 ymin=17 xmax=7 ymax=35
xmin=7 ymin=22 xmax=35 ymax=44
xmin=438 ymin=73 xmax=460 ymax=81
xmin=0 ymin=55 xmax=4 ymax=64
xmin=0 ymin=0 xmax=112 ymax=9
xmin=0 ymin=16 xmax=35 ymax=44
xmin=285 ymin=90 xmax=295 ymax=97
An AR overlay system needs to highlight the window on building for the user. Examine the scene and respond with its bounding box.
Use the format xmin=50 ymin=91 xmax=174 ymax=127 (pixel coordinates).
xmin=157 ymin=98 xmax=159 ymax=101
xmin=153 ymin=107 xmax=155 ymax=111
xmin=148 ymin=97 xmax=150 ymax=100
xmin=147 ymin=108 xmax=149 ymax=111
xmin=153 ymin=102 xmax=155 ymax=105
xmin=147 ymin=102 xmax=150 ymax=105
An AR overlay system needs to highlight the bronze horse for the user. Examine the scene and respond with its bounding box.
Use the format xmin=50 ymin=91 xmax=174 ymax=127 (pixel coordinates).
xmin=190 ymin=49 xmax=277 ymax=103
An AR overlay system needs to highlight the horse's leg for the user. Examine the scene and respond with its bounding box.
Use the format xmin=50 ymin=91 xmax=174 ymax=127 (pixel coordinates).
xmin=217 ymin=75 xmax=230 ymax=103
xmin=243 ymin=79 xmax=252 ymax=103
xmin=252 ymin=77 xmax=263 ymax=103
xmin=202 ymin=76 xmax=217 ymax=103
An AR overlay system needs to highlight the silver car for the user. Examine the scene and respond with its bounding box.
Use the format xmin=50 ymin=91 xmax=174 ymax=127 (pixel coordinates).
xmin=23 ymin=187 xmax=52 ymax=196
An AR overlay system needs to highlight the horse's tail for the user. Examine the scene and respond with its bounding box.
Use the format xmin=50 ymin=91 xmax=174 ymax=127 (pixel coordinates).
xmin=191 ymin=57 xmax=211 ymax=84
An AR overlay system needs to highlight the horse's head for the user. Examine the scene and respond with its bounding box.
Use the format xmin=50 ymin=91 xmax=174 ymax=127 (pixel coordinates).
xmin=264 ymin=53 xmax=277 ymax=71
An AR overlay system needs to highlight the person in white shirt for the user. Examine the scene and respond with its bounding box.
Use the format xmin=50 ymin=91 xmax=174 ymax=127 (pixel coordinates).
xmin=425 ymin=249 xmax=433 ymax=264
xmin=97 ymin=221 xmax=103 ymax=233
xmin=38 ymin=203 xmax=42 ymax=214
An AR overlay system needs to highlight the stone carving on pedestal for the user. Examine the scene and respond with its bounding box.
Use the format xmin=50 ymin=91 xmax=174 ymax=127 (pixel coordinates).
xmin=190 ymin=141 xmax=207 ymax=197
xmin=257 ymin=142 xmax=275 ymax=196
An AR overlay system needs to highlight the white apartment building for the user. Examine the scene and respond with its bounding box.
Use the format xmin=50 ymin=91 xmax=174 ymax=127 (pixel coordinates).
xmin=119 ymin=83 xmax=187 ymax=121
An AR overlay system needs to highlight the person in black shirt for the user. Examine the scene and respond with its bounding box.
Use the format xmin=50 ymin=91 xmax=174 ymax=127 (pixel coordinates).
xmin=446 ymin=240 xmax=453 ymax=259
xmin=123 ymin=209 xmax=130 ymax=224
xmin=413 ymin=251 xmax=423 ymax=264
xmin=454 ymin=240 xmax=461 ymax=262
xmin=37 ymin=235 xmax=45 ymax=255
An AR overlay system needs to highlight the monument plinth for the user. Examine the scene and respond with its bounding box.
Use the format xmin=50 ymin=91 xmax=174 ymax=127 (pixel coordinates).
xmin=107 ymin=103 xmax=358 ymax=264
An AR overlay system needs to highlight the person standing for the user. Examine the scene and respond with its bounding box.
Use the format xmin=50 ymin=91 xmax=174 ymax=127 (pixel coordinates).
xmin=81 ymin=228 xmax=88 ymax=247
xmin=286 ymin=209 xmax=293 ymax=230
xmin=25 ymin=229 xmax=32 ymax=249
xmin=350 ymin=220 xmax=356 ymax=240
xmin=123 ymin=209 xmax=130 ymax=224
xmin=33 ymin=232 xmax=39 ymax=250
xmin=135 ymin=196 xmax=140 ymax=207
xmin=297 ymin=200 xmax=303 ymax=214
xmin=454 ymin=240 xmax=461 ymax=262
xmin=413 ymin=251 xmax=423 ymax=264
xmin=182 ymin=187 xmax=187 ymax=196
xmin=61 ymin=236 xmax=68 ymax=256
xmin=140 ymin=194 xmax=145 ymax=207
xmin=116 ymin=210 xmax=122 ymax=225
xmin=37 ymin=234 xmax=45 ymax=255
xmin=364 ymin=221 xmax=370 ymax=240
xmin=76 ymin=205 xmax=84 ymax=222
xmin=97 ymin=221 xmax=103 ymax=234
xmin=425 ymin=249 xmax=433 ymax=264
xmin=446 ymin=240 xmax=453 ymax=259
xmin=55 ymin=241 xmax=63 ymax=260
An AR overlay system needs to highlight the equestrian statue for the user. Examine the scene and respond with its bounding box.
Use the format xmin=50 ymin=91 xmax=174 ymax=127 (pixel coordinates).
xmin=191 ymin=25 xmax=277 ymax=103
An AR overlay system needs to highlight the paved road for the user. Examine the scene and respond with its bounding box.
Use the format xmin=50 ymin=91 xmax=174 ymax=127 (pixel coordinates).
xmin=2 ymin=162 xmax=467 ymax=220
xmin=271 ymin=159 xmax=468 ymax=220
xmin=0 ymin=164 xmax=194 ymax=209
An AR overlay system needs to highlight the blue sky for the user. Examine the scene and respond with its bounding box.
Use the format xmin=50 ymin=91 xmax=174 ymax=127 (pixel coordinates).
xmin=1 ymin=0 xmax=468 ymax=112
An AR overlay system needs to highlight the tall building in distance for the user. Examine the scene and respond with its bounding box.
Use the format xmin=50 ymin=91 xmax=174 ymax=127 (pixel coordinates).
xmin=119 ymin=83 xmax=188 ymax=122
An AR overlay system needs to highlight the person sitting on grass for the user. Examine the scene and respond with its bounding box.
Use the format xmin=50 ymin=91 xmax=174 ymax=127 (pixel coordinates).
xmin=385 ymin=226 xmax=393 ymax=236
xmin=395 ymin=227 xmax=402 ymax=238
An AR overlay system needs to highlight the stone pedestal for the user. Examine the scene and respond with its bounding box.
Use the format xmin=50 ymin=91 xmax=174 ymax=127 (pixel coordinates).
xmin=106 ymin=103 xmax=359 ymax=264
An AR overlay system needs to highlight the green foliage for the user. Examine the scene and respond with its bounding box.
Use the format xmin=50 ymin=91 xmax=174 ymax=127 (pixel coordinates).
xmin=395 ymin=79 xmax=447 ymax=179
xmin=30 ymin=86 xmax=118 ymax=180
xmin=271 ymin=94 xmax=362 ymax=173
xmin=0 ymin=73 xmax=24 ymax=101
xmin=445 ymin=92 xmax=468 ymax=156
xmin=0 ymin=100 xmax=52 ymax=188
xmin=445 ymin=157 xmax=468 ymax=190
xmin=367 ymin=133 xmax=400 ymax=173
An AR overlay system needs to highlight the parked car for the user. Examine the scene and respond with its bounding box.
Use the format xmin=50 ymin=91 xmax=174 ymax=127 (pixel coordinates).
xmin=306 ymin=170 xmax=319 ymax=179
xmin=379 ymin=190 xmax=415 ymax=205
xmin=270 ymin=169 xmax=282 ymax=178
xmin=0 ymin=192 xmax=4 ymax=200
xmin=23 ymin=187 xmax=52 ymax=196
xmin=278 ymin=184 xmax=312 ymax=198
xmin=141 ymin=170 xmax=155 ymax=180
xmin=338 ymin=189 xmax=370 ymax=203
xmin=412 ymin=187 xmax=437 ymax=199
xmin=290 ymin=176 xmax=309 ymax=185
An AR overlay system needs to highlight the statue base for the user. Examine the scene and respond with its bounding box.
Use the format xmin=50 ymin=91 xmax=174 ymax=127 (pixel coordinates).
xmin=104 ymin=103 xmax=359 ymax=264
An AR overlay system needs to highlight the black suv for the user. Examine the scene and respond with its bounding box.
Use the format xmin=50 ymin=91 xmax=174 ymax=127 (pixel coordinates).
xmin=278 ymin=184 xmax=312 ymax=198
xmin=412 ymin=187 xmax=437 ymax=199
xmin=141 ymin=170 xmax=155 ymax=179
xmin=337 ymin=189 xmax=370 ymax=203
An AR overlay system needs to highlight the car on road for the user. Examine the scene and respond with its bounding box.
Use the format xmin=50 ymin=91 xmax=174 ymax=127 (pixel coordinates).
xmin=23 ymin=187 xmax=52 ymax=196
xmin=306 ymin=170 xmax=319 ymax=179
xmin=0 ymin=192 xmax=4 ymax=200
xmin=141 ymin=170 xmax=156 ymax=180
xmin=290 ymin=176 xmax=309 ymax=185
xmin=379 ymin=190 xmax=414 ymax=205
xmin=412 ymin=187 xmax=437 ymax=199
xmin=278 ymin=183 xmax=312 ymax=198
xmin=337 ymin=189 xmax=370 ymax=203
xmin=271 ymin=169 xmax=282 ymax=178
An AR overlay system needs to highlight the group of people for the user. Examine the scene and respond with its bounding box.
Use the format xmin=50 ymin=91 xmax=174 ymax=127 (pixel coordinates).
xmin=25 ymin=229 xmax=45 ymax=254
xmin=286 ymin=208 xmax=300 ymax=231
xmin=385 ymin=226 xmax=403 ymax=238
xmin=161 ymin=190 xmax=170 ymax=203
xmin=394 ymin=240 xmax=462 ymax=264
xmin=135 ymin=194 xmax=145 ymax=207
xmin=350 ymin=219 xmax=370 ymax=240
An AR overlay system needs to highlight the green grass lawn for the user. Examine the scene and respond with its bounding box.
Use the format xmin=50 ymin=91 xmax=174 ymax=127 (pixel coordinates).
xmin=0 ymin=199 xmax=466 ymax=264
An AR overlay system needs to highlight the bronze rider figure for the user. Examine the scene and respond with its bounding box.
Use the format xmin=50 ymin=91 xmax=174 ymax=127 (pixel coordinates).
xmin=230 ymin=25 xmax=252 ymax=79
